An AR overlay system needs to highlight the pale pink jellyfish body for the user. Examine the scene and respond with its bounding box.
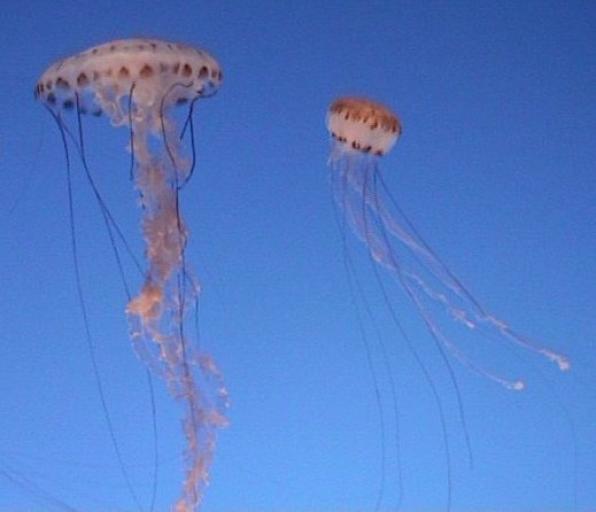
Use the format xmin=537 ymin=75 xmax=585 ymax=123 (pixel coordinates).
xmin=36 ymin=38 xmax=228 ymax=512
xmin=326 ymin=97 xmax=570 ymax=509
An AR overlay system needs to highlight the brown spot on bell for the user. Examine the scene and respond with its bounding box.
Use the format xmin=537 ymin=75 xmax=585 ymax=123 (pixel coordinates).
xmin=139 ymin=64 xmax=154 ymax=78
xmin=77 ymin=73 xmax=89 ymax=87
xmin=55 ymin=77 xmax=70 ymax=90
xmin=182 ymin=63 xmax=192 ymax=77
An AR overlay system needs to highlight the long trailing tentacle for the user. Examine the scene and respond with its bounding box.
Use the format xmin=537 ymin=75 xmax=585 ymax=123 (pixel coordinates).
xmin=60 ymin=107 xmax=144 ymax=277
xmin=75 ymin=94 xmax=161 ymax=512
xmin=366 ymin=159 xmax=483 ymax=468
xmin=373 ymin=170 xmax=569 ymax=373
xmin=159 ymin=83 xmax=201 ymax=445
xmin=46 ymin=106 xmax=144 ymax=512
xmin=330 ymin=162 xmax=393 ymax=512
xmin=159 ymin=82 xmax=196 ymax=385
xmin=369 ymin=164 xmax=478 ymax=472
xmin=361 ymin=161 xmax=452 ymax=512
xmin=332 ymin=152 xmax=452 ymax=510
xmin=342 ymin=155 xmax=537 ymax=389
xmin=179 ymin=94 xmax=211 ymax=355
xmin=126 ymin=86 xmax=228 ymax=512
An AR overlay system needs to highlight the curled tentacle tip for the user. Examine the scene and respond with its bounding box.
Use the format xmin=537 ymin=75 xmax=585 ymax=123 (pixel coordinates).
xmin=556 ymin=355 xmax=571 ymax=371
xmin=550 ymin=353 xmax=571 ymax=371
xmin=512 ymin=380 xmax=526 ymax=391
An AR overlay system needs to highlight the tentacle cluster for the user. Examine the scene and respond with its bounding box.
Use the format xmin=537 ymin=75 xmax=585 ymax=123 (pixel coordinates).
xmin=327 ymin=97 xmax=570 ymax=393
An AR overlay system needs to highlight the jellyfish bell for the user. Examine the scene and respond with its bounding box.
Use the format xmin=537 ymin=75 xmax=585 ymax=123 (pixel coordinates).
xmin=35 ymin=38 xmax=228 ymax=512
xmin=35 ymin=38 xmax=222 ymax=123
xmin=327 ymin=97 xmax=401 ymax=157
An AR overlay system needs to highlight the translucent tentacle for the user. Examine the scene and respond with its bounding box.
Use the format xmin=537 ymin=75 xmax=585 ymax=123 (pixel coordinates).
xmin=331 ymin=148 xmax=569 ymax=385
xmin=119 ymin=88 xmax=227 ymax=512
xmin=329 ymin=148 xmax=567 ymax=391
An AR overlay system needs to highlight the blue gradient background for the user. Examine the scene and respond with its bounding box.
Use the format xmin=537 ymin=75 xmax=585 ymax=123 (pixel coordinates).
xmin=1 ymin=1 xmax=595 ymax=511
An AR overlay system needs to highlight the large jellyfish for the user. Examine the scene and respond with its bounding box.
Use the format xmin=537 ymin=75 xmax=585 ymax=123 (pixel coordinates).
xmin=35 ymin=38 xmax=228 ymax=511
xmin=326 ymin=96 xmax=571 ymax=508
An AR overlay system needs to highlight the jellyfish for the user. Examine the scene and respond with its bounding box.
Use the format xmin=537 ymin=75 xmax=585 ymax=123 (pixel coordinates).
xmin=35 ymin=38 xmax=228 ymax=512
xmin=325 ymin=97 xmax=571 ymax=508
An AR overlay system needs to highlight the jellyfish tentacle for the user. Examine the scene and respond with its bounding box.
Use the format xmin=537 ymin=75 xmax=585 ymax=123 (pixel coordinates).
xmin=372 ymin=171 xmax=570 ymax=373
xmin=332 ymin=161 xmax=390 ymax=511
xmin=126 ymin=93 xmax=227 ymax=512
xmin=76 ymin=94 xmax=162 ymax=511
xmin=179 ymin=96 xmax=199 ymax=189
xmin=160 ymin=81 xmax=194 ymax=183
xmin=371 ymin=166 xmax=484 ymax=471
xmin=59 ymin=104 xmax=144 ymax=278
xmin=359 ymin=162 xmax=454 ymax=511
xmin=367 ymin=163 xmax=526 ymax=393
xmin=128 ymin=83 xmax=137 ymax=182
xmin=46 ymin=108 xmax=144 ymax=512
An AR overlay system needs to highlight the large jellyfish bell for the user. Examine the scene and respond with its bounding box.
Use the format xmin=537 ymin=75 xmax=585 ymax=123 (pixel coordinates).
xmin=326 ymin=96 xmax=569 ymax=391
xmin=36 ymin=38 xmax=228 ymax=512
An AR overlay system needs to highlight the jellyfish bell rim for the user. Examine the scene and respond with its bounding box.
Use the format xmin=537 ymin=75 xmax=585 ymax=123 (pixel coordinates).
xmin=326 ymin=96 xmax=402 ymax=157
xmin=34 ymin=37 xmax=223 ymax=113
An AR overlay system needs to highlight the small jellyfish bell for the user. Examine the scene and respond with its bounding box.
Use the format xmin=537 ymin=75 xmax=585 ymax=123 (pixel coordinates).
xmin=327 ymin=96 xmax=401 ymax=158
xmin=325 ymin=95 xmax=570 ymax=392
xmin=36 ymin=39 xmax=228 ymax=512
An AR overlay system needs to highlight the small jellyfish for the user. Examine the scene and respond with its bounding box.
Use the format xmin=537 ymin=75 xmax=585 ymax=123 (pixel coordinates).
xmin=326 ymin=96 xmax=570 ymax=389
xmin=326 ymin=96 xmax=571 ymax=509
xmin=36 ymin=38 xmax=228 ymax=512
